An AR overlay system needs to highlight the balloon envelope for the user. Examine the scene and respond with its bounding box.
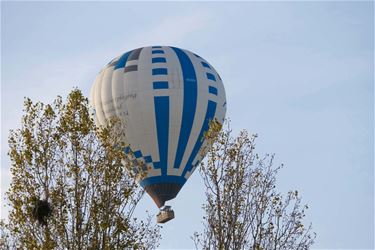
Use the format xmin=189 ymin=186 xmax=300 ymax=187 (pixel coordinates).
xmin=90 ymin=46 xmax=226 ymax=207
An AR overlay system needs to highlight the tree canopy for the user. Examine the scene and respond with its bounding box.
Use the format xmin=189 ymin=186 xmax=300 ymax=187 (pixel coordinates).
xmin=1 ymin=89 xmax=160 ymax=249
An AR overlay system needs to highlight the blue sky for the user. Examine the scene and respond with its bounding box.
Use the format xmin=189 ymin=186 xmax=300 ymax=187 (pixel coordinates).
xmin=1 ymin=1 xmax=373 ymax=249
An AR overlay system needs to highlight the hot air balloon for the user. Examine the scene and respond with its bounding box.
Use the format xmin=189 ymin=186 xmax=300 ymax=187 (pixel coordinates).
xmin=90 ymin=46 xmax=226 ymax=223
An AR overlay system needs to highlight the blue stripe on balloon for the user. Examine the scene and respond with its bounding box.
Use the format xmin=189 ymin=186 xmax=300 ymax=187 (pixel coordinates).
xmin=209 ymin=86 xmax=218 ymax=95
xmin=152 ymin=57 xmax=167 ymax=63
xmin=171 ymin=47 xmax=198 ymax=169
xmin=152 ymin=50 xmax=164 ymax=54
xmin=114 ymin=51 xmax=132 ymax=69
xmin=181 ymin=100 xmax=217 ymax=177
xmin=206 ymin=73 xmax=216 ymax=81
xmin=153 ymin=96 xmax=169 ymax=176
xmin=201 ymin=61 xmax=211 ymax=69
xmin=193 ymin=53 xmax=202 ymax=59
xmin=152 ymin=68 xmax=168 ymax=75
xmin=153 ymin=81 xmax=169 ymax=89
xmin=140 ymin=175 xmax=186 ymax=187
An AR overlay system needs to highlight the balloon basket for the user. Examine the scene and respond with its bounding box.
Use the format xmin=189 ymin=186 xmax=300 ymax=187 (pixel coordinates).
xmin=157 ymin=206 xmax=175 ymax=224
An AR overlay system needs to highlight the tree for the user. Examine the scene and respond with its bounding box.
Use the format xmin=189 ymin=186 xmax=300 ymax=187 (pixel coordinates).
xmin=193 ymin=122 xmax=316 ymax=250
xmin=1 ymin=89 xmax=160 ymax=249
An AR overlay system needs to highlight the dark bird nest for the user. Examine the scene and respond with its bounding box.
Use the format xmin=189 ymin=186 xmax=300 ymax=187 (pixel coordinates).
xmin=32 ymin=199 xmax=52 ymax=226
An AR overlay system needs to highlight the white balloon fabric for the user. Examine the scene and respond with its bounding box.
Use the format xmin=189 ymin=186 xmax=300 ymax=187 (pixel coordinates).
xmin=90 ymin=46 xmax=226 ymax=207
